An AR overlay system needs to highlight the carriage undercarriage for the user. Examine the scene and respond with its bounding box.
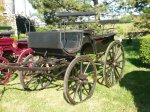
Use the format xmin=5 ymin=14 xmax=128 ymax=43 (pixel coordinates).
xmin=0 ymin=40 xmax=125 ymax=105
xmin=0 ymin=12 xmax=125 ymax=105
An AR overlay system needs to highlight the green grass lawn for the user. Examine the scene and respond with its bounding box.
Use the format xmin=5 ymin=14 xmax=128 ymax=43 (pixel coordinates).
xmin=0 ymin=39 xmax=150 ymax=112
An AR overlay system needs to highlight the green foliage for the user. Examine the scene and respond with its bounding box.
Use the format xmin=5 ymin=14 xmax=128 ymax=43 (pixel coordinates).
xmin=127 ymin=0 xmax=149 ymax=11
xmin=28 ymin=0 xmax=106 ymax=25
xmin=134 ymin=7 xmax=150 ymax=31
xmin=10 ymin=34 xmax=18 ymax=40
xmin=125 ymin=0 xmax=150 ymax=31
xmin=10 ymin=33 xmax=27 ymax=40
xmin=119 ymin=16 xmax=133 ymax=23
xmin=18 ymin=33 xmax=27 ymax=39
xmin=140 ymin=35 xmax=150 ymax=65
xmin=115 ymin=23 xmax=133 ymax=38
xmin=36 ymin=25 xmax=59 ymax=32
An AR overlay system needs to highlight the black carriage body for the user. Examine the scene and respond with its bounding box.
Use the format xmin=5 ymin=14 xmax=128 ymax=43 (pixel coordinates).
xmin=92 ymin=33 xmax=115 ymax=53
xmin=28 ymin=30 xmax=83 ymax=57
xmin=81 ymin=31 xmax=115 ymax=54
xmin=28 ymin=30 xmax=115 ymax=57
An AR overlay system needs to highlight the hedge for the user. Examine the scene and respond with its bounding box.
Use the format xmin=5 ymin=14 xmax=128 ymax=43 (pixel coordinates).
xmin=139 ymin=34 xmax=150 ymax=65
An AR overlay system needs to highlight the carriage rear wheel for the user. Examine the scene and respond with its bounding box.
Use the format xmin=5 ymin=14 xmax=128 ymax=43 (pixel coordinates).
xmin=0 ymin=57 xmax=11 ymax=84
xmin=19 ymin=54 xmax=51 ymax=91
xmin=64 ymin=55 xmax=97 ymax=105
xmin=103 ymin=40 xmax=125 ymax=87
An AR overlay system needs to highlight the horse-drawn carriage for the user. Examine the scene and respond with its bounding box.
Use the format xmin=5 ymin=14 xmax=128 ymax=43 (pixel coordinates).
xmin=0 ymin=12 xmax=125 ymax=105
xmin=0 ymin=26 xmax=32 ymax=84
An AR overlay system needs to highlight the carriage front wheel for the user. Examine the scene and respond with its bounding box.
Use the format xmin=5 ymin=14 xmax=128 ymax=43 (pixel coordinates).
xmin=103 ymin=40 xmax=125 ymax=87
xmin=19 ymin=54 xmax=51 ymax=91
xmin=64 ymin=55 xmax=97 ymax=105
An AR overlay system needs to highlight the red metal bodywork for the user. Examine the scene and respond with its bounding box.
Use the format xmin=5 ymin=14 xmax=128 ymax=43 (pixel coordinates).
xmin=0 ymin=37 xmax=28 ymax=57
xmin=0 ymin=36 xmax=30 ymax=84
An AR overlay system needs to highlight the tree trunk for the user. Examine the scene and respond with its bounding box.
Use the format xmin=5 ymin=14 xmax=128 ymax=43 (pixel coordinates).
xmin=93 ymin=0 xmax=98 ymax=5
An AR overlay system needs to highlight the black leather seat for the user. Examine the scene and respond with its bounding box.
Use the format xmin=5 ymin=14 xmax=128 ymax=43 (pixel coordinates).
xmin=0 ymin=31 xmax=15 ymax=37
xmin=92 ymin=33 xmax=116 ymax=40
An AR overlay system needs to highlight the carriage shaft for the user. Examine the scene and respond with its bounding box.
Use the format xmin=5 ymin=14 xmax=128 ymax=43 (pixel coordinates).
xmin=0 ymin=63 xmax=66 ymax=71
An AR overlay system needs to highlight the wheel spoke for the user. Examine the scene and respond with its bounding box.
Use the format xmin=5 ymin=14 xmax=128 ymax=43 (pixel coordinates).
xmin=115 ymin=52 xmax=123 ymax=61
xmin=0 ymin=57 xmax=10 ymax=84
xmin=82 ymin=85 xmax=89 ymax=95
xmin=73 ymin=83 xmax=80 ymax=100
xmin=68 ymin=82 xmax=76 ymax=93
xmin=108 ymin=51 xmax=113 ymax=60
xmin=97 ymin=76 xmax=104 ymax=84
xmin=106 ymin=67 xmax=112 ymax=76
xmin=39 ymin=77 xmax=44 ymax=88
xmin=84 ymin=62 xmax=90 ymax=74
xmin=80 ymin=62 xmax=83 ymax=74
xmin=79 ymin=86 xmax=83 ymax=101
xmin=115 ymin=45 xmax=120 ymax=57
xmin=114 ymin=67 xmax=120 ymax=79
xmin=114 ymin=68 xmax=120 ymax=81
xmin=111 ymin=69 xmax=114 ymax=85
xmin=33 ymin=80 xmax=39 ymax=90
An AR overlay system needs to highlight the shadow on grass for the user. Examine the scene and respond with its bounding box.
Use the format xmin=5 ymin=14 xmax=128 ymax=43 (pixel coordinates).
xmin=120 ymin=71 xmax=150 ymax=112
xmin=127 ymin=58 xmax=150 ymax=69
xmin=123 ymin=39 xmax=150 ymax=68
xmin=0 ymin=81 xmax=63 ymax=101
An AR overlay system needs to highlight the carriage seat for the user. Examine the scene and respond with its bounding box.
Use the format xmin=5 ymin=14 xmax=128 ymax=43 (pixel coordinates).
xmin=0 ymin=31 xmax=15 ymax=37
xmin=92 ymin=33 xmax=116 ymax=40
xmin=17 ymin=38 xmax=27 ymax=42
xmin=83 ymin=30 xmax=94 ymax=36
xmin=64 ymin=40 xmax=81 ymax=54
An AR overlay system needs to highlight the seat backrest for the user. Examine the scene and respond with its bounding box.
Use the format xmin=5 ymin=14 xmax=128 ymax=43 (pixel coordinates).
xmin=62 ymin=31 xmax=82 ymax=53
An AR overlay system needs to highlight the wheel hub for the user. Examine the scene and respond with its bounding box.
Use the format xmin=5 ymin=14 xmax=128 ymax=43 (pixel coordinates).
xmin=78 ymin=74 xmax=88 ymax=84
xmin=79 ymin=74 xmax=87 ymax=80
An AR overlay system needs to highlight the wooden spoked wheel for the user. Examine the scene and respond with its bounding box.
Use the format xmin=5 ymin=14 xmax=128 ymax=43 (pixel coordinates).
xmin=103 ymin=41 xmax=125 ymax=87
xmin=64 ymin=55 xmax=97 ymax=105
xmin=19 ymin=54 xmax=51 ymax=91
xmin=0 ymin=57 xmax=11 ymax=84
xmin=17 ymin=48 xmax=33 ymax=63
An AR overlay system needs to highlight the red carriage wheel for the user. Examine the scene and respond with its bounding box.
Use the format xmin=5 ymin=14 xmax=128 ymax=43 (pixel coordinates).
xmin=17 ymin=48 xmax=33 ymax=63
xmin=0 ymin=57 xmax=11 ymax=84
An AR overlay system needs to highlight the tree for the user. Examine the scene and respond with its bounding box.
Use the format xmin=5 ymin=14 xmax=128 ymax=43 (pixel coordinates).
xmin=124 ymin=0 xmax=150 ymax=31
xmin=0 ymin=5 xmax=14 ymax=27
xmin=28 ymin=0 xmax=105 ymax=24
xmin=0 ymin=5 xmax=5 ymax=25
xmin=134 ymin=7 xmax=150 ymax=31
